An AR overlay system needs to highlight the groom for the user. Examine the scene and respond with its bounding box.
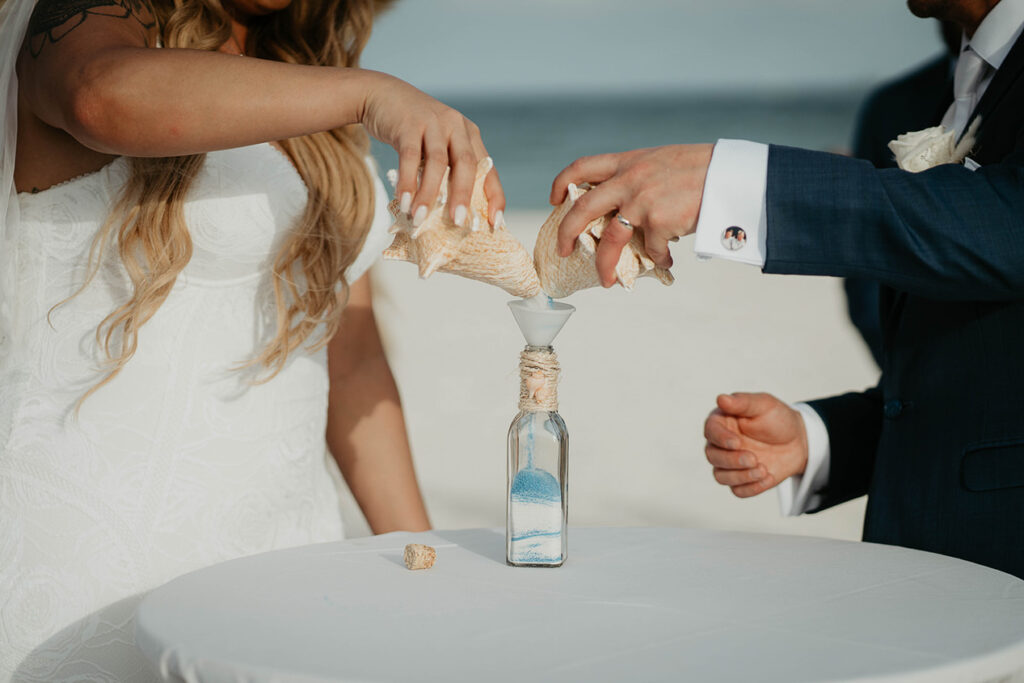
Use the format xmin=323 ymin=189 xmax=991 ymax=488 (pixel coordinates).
xmin=551 ymin=0 xmax=1024 ymax=579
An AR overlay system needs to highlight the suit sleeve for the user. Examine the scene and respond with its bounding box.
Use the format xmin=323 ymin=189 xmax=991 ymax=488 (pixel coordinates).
xmin=805 ymin=386 xmax=883 ymax=512
xmin=764 ymin=144 xmax=1024 ymax=301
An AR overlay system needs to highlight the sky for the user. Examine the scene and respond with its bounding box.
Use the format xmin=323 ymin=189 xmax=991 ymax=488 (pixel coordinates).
xmin=361 ymin=0 xmax=946 ymax=97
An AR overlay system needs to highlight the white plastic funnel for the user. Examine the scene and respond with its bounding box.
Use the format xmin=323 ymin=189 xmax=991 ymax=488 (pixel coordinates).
xmin=508 ymin=297 xmax=575 ymax=347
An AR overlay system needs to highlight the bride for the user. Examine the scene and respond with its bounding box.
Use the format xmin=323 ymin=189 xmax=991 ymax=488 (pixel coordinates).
xmin=0 ymin=0 xmax=504 ymax=679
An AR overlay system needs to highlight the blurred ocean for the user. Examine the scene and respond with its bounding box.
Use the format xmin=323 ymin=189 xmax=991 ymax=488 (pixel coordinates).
xmin=370 ymin=89 xmax=867 ymax=210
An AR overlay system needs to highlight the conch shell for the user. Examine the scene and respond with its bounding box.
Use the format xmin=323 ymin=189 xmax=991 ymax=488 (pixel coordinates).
xmin=533 ymin=183 xmax=674 ymax=298
xmin=383 ymin=157 xmax=543 ymax=299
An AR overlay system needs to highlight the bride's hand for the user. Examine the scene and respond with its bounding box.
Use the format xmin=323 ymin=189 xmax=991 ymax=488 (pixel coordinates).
xmin=360 ymin=72 xmax=505 ymax=228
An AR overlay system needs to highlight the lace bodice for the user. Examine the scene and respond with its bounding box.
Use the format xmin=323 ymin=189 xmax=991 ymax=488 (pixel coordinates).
xmin=0 ymin=143 xmax=392 ymax=681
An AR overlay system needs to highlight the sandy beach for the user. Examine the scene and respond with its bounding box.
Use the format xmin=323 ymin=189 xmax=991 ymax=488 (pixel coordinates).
xmin=336 ymin=210 xmax=877 ymax=541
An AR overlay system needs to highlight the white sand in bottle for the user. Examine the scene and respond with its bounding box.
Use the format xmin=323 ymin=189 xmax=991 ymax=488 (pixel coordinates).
xmin=509 ymin=467 xmax=563 ymax=564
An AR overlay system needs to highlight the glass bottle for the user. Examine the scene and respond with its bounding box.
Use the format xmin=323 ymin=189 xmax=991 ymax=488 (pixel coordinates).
xmin=507 ymin=345 xmax=568 ymax=567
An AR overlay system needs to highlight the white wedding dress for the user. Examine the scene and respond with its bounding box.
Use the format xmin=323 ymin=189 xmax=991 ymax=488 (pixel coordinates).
xmin=0 ymin=143 xmax=392 ymax=682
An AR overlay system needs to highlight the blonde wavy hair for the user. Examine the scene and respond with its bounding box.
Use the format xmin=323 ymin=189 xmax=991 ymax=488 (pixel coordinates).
xmin=77 ymin=0 xmax=387 ymax=402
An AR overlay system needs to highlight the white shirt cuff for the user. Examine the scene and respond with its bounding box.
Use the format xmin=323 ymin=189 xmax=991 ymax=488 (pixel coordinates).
xmin=693 ymin=139 xmax=769 ymax=267
xmin=776 ymin=402 xmax=831 ymax=517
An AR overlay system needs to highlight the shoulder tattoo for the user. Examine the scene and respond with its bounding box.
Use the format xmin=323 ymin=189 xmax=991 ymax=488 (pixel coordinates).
xmin=27 ymin=0 xmax=155 ymax=57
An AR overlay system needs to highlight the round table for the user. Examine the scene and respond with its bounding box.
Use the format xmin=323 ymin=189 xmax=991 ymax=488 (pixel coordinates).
xmin=135 ymin=527 xmax=1024 ymax=682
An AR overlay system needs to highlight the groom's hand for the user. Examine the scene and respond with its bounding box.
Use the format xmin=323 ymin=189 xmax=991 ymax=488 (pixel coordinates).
xmin=549 ymin=144 xmax=713 ymax=286
xmin=703 ymin=392 xmax=809 ymax=498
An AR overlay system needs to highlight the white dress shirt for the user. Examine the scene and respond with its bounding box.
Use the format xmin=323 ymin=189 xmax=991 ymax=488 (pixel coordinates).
xmin=693 ymin=0 xmax=1024 ymax=516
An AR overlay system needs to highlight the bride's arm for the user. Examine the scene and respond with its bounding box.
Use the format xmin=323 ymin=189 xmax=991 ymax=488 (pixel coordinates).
xmin=325 ymin=275 xmax=431 ymax=534
xmin=17 ymin=0 xmax=503 ymax=222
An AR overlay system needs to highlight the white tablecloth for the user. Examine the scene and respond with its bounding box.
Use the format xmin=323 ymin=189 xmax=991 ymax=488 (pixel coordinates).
xmin=135 ymin=527 xmax=1024 ymax=683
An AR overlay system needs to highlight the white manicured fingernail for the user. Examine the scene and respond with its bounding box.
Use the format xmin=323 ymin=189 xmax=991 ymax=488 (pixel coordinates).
xmin=413 ymin=205 xmax=427 ymax=227
xmin=494 ymin=210 xmax=505 ymax=229
xmin=471 ymin=216 xmax=481 ymax=232
xmin=454 ymin=204 xmax=468 ymax=228
xmin=400 ymin=192 xmax=412 ymax=215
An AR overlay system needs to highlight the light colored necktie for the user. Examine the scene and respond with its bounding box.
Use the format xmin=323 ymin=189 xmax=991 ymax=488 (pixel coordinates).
xmin=941 ymin=47 xmax=989 ymax=137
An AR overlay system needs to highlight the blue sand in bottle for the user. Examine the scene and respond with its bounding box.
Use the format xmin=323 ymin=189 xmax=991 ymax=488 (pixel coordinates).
xmin=510 ymin=467 xmax=561 ymax=504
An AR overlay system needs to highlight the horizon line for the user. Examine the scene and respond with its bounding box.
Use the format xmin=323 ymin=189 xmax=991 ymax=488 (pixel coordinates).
xmin=422 ymin=82 xmax=876 ymax=103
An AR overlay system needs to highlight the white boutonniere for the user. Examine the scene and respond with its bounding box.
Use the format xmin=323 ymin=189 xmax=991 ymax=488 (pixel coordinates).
xmin=887 ymin=118 xmax=981 ymax=172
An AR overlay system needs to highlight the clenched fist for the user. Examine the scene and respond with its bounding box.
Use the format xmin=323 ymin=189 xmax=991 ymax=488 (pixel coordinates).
xmin=703 ymin=392 xmax=809 ymax=498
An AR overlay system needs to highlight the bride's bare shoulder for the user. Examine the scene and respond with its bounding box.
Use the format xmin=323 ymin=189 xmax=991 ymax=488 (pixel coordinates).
xmin=14 ymin=0 xmax=156 ymax=194
xmin=23 ymin=0 xmax=156 ymax=58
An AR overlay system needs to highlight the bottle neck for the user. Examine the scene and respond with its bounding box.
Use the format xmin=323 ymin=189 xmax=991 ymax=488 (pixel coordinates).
xmin=519 ymin=345 xmax=559 ymax=413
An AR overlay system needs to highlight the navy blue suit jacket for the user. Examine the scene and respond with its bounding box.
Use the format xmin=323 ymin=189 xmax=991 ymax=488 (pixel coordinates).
xmin=764 ymin=34 xmax=1024 ymax=578
xmin=844 ymin=53 xmax=954 ymax=365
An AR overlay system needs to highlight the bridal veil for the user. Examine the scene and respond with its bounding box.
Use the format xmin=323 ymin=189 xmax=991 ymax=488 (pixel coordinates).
xmin=0 ymin=0 xmax=36 ymax=365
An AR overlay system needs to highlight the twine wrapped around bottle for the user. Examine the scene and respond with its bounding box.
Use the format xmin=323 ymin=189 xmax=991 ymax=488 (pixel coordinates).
xmin=519 ymin=346 xmax=560 ymax=412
